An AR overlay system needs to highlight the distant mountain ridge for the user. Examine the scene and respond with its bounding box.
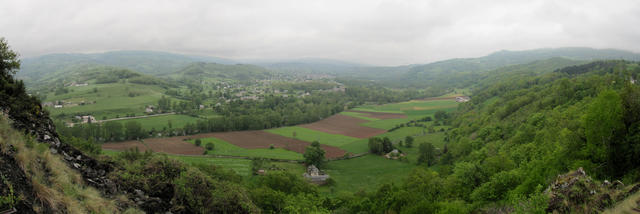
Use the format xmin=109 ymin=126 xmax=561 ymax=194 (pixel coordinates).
xmin=171 ymin=62 xmax=272 ymax=81
xmin=17 ymin=50 xmax=236 ymax=82
xmin=252 ymin=58 xmax=364 ymax=74
xmin=386 ymin=47 xmax=640 ymax=88
xmin=17 ymin=47 xmax=640 ymax=88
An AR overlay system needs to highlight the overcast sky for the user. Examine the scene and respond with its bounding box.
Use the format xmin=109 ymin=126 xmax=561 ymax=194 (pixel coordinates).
xmin=1 ymin=0 xmax=639 ymax=65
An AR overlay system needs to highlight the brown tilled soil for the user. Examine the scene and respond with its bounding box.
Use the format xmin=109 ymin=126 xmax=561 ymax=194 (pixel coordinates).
xmin=102 ymin=137 xmax=205 ymax=155
xmin=102 ymin=130 xmax=346 ymax=159
xmin=300 ymin=114 xmax=387 ymax=138
xmin=347 ymin=110 xmax=407 ymax=119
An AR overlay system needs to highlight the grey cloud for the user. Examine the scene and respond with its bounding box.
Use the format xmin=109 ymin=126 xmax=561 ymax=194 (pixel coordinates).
xmin=1 ymin=0 xmax=639 ymax=65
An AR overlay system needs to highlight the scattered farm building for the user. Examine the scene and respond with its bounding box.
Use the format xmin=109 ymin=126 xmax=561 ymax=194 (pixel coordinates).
xmin=303 ymin=165 xmax=330 ymax=185
xmin=455 ymin=96 xmax=471 ymax=103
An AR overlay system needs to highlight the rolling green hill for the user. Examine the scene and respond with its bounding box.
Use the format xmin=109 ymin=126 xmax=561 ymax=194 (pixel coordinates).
xmin=170 ymin=62 xmax=273 ymax=82
xmin=339 ymin=47 xmax=640 ymax=90
xmin=18 ymin=50 xmax=235 ymax=83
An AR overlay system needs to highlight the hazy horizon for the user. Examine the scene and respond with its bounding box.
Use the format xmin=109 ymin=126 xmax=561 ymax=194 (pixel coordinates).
xmin=2 ymin=0 xmax=639 ymax=66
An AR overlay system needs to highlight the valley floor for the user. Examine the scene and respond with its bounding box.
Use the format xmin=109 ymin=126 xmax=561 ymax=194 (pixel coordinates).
xmin=102 ymin=96 xmax=459 ymax=194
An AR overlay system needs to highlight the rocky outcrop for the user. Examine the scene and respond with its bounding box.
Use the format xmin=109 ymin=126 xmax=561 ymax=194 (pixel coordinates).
xmin=0 ymin=86 xmax=173 ymax=213
xmin=546 ymin=167 xmax=640 ymax=213
xmin=2 ymin=103 xmax=118 ymax=195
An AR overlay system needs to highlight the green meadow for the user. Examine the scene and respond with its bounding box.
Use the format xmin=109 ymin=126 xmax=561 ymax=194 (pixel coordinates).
xmin=354 ymin=99 xmax=458 ymax=114
xmin=102 ymin=149 xmax=253 ymax=176
xmin=350 ymin=99 xmax=459 ymax=130
xmin=114 ymin=114 xmax=202 ymax=130
xmin=321 ymin=154 xmax=418 ymax=193
xmin=339 ymin=111 xmax=379 ymax=121
xmin=189 ymin=137 xmax=303 ymax=160
xmin=339 ymin=126 xmax=426 ymax=154
xmin=44 ymin=83 xmax=170 ymax=119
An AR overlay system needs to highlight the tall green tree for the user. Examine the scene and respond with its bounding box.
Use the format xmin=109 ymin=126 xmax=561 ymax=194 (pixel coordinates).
xmin=417 ymin=142 xmax=436 ymax=166
xmin=103 ymin=121 xmax=123 ymax=141
xmin=584 ymin=90 xmax=624 ymax=175
xmin=125 ymin=121 xmax=144 ymax=140
xmin=0 ymin=38 xmax=19 ymax=77
xmin=405 ymin=136 xmax=414 ymax=148
xmin=303 ymin=141 xmax=325 ymax=168
xmin=368 ymin=137 xmax=384 ymax=155
xmin=434 ymin=110 xmax=448 ymax=121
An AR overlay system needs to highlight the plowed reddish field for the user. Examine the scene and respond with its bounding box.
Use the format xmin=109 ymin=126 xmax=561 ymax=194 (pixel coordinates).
xmin=102 ymin=137 xmax=204 ymax=155
xmin=300 ymin=114 xmax=386 ymax=138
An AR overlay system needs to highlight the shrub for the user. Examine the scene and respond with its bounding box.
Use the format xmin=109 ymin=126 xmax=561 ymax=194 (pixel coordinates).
xmin=251 ymin=158 xmax=269 ymax=174
xmin=195 ymin=139 xmax=202 ymax=146
xmin=172 ymin=168 xmax=259 ymax=213
xmin=405 ymin=136 xmax=414 ymax=148
xmin=205 ymin=142 xmax=214 ymax=150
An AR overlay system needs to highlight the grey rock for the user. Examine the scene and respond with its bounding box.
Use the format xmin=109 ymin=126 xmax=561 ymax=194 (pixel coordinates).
xmin=134 ymin=189 xmax=145 ymax=198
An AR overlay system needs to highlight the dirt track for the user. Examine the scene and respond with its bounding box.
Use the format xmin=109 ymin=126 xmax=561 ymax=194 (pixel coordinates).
xmin=300 ymin=114 xmax=387 ymax=138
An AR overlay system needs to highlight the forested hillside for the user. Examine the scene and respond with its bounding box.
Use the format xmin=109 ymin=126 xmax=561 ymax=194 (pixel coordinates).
xmin=332 ymin=60 xmax=640 ymax=213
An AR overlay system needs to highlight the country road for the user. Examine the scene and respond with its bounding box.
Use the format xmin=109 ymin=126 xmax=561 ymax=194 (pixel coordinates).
xmin=69 ymin=112 xmax=177 ymax=127
xmin=97 ymin=112 xmax=176 ymax=123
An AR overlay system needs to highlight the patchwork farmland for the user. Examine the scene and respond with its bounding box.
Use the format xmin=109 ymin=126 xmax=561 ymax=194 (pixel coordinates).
xmin=102 ymin=97 xmax=459 ymax=192
xmin=102 ymin=98 xmax=457 ymax=160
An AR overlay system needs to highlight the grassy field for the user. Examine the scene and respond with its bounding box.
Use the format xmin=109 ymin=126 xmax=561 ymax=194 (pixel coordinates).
xmin=114 ymin=114 xmax=202 ymax=131
xmin=360 ymin=117 xmax=417 ymax=130
xmin=354 ymin=100 xmax=458 ymax=114
xmin=195 ymin=109 xmax=221 ymax=119
xmin=352 ymin=99 xmax=459 ymax=130
xmin=189 ymin=137 xmax=304 ymax=160
xmin=44 ymin=83 xmax=170 ymax=119
xmin=265 ymin=126 xmax=360 ymax=147
xmin=321 ymin=154 xmax=418 ymax=193
xmin=339 ymin=126 xmax=426 ymax=154
xmin=102 ymin=149 xmax=253 ymax=176
xmin=339 ymin=111 xmax=379 ymax=121
xmin=394 ymin=131 xmax=447 ymax=163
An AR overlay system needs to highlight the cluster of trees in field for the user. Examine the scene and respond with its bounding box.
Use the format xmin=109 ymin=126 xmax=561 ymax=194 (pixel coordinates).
xmin=368 ymin=137 xmax=394 ymax=155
